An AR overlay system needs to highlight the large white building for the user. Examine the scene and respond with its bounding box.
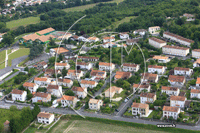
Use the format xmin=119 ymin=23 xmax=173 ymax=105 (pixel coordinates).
xmin=168 ymin=75 xmax=185 ymax=86
xmin=148 ymin=26 xmax=160 ymax=35
xmin=140 ymin=93 xmax=156 ymax=104
xmin=61 ymin=95 xmax=77 ymax=108
xmin=71 ymin=86 xmax=87 ymax=99
xmin=152 ymin=55 xmax=171 ymax=63
xmin=80 ymin=80 xmax=98 ymax=89
xmin=99 ymin=62 xmax=115 ymax=71
xmin=47 ymin=85 xmax=62 ymax=97
xmin=190 ymin=89 xmax=200 ymax=99
xmin=11 ymin=89 xmax=27 ymax=102
xmin=162 ymin=45 xmax=190 ymax=57
xmin=163 ymin=32 xmax=194 ymax=47
xmin=23 ymin=82 xmax=39 ymax=93
xmin=32 ymin=92 xmax=51 ymax=103
xmin=163 ymin=106 xmax=180 ymax=120
xmin=76 ymin=62 xmax=92 ymax=70
xmin=161 ymin=86 xmax=180 ymax=96
xmin=37 ymin=112 xmax=55 ymax=124
xmin=89 ymin=99 xmax=103 ymax=110
xmin=170 ymin=96 xmax=187 ymax=109
xmin=55 ymin=63 xmax=70 ymax=70
xmin=149 ymin=37 xmax=166 ymax=48
xmin=192 ymin=49 xmax=200 ymax=58
xmin=148 ymin=65 xmax=166 ymax=75
xmin=122 ymin=63 xmax=140 ymax=72
xmin=174 ymin=67 xmax=193 ymax=76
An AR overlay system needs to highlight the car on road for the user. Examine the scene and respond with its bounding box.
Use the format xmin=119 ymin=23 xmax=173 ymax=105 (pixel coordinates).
xmin=124 ymin=97 xmax=129 ymax=102
xmin=115 ymin=109 xmax=119 ymax=112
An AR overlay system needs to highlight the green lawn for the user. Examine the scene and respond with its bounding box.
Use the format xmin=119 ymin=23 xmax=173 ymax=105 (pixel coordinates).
xmin=8 ymin=48 xmax=30 ymax=66
xmin=0 ymin=108 xmax=21 ymax=126
xmin=0 ymin=62 xmax=5 ymax=69
xmin=0 ymin=50 xmax=6 ymax=63
xmin=6 ymin=17 xmax=40 ymax=29
xmin=63 ymin=0 xmax=125 ymax=12
xmin=106 ymin=16 xmax=136 ymax=29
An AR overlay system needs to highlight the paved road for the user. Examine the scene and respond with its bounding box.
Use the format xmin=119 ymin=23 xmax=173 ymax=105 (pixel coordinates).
xmin=115 ymin=94 xmax=138 ymax=116
xmin=94 ymin=72 xmax=116 ymax=97
xmin=25 ymin=53 xmax=50 ymax=66
xmin=0 ymin=101 xmax=199 ymax=131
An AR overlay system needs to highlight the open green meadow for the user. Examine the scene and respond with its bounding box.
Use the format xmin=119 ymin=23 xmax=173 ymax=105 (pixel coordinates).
xmin=8 ymin=48 xmax=30 ymax=66
xmin=6 ymin=17 xmax=40 ymax=29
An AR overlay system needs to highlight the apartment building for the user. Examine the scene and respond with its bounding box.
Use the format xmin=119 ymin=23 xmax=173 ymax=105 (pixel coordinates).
xmin=78 ymin=56 xmax=99 ymax=62
xmin=162 ymin=45 xmax=190 ymax=57
xmin=149 ymin=37 xmax=166 ymax=48
xmin=192 ymin=49 xmax=200 ymax=58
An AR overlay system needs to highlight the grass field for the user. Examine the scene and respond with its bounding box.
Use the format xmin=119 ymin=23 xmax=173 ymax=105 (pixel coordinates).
xmin=107 ymin=16 xmax=136 ymax=29
xmin=6 ymin=17 xmax=40 ymax=29
xmin=8 ymin=48 xmax=30 ymax=66
xmin=47 ymin=120 xmax=168 ymax=133
xmin=0 ymin=62 xmax=5 ymax=69
xmin=0 ymin=50 xmax=6 ymax=63
xmin=63 ymin=0 xmax=125 ymax=12
xmin=0 ymin=108 xmax=21 ymax=126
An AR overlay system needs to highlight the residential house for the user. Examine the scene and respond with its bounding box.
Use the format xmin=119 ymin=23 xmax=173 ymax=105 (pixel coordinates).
xmin=57 ymin=79 xmax=73 ymax=88
xmin=174 ymin=67 xmax=193 ymax=76
xmin=90 ymin=70 xmax=107 ymax=81
xmin=196 ymin=77 xmax=200 ymax=88
xmin=105 ymin=86 xmax=123 ymax=98
xmin=122 ymin=63 xmax=140 ymax=72
xmin=71 ymin=86 xmax=87 ymax=99
xmin=23 ymin=82 xmax=39 ymax=93
xmin=67 ymin=70 xmax=84 ymax=79
xmin=132 ymin=102 xmax=149 ymax=117
xmin=133 ymin=84 xmax=151 ymax=93
xmin=11 ymin=89 xmax=27 ymax=102
xmin=114 ymin=71 xmax=132 ymax=81
xmin=103 ymin=36 xmax=115 ymax=43
xmin=55 ymin=62 xmax=70 ymax=70
xmin=161 ymin=86 xmax=180 ymax=96
xmin=162 ymin=45 xmax=190 ymax=57
xmin=148 ymin=26 xmax=160 ymax=35
xmin=193 ymin=58 xmax=200 ymax=68
xmin=183 ymin=13 xmax=195 ymax=21
xmin=50 ymin=47 xmax=69 ymax=57
xmin=152 ymin=55 xmax=170 ymax=63
xmin=70 ymin=35 xmax=79 ymax=41
xmin=102 ymin=42 xmax=115 ymax=48
xmin=47 ymin=85 xmax=62 ymax=97
xmin=192 ymin=49 xmax=200 ymax=58
xmin=170 ymin=96 xmax=187 ymax=108
xmin=133 ymin=29 xmax=147 ymax=36
xmin=80 ymin=80 xmax=97 ymax=88
xmin=78 ymin=56 xmax=99 ymax=62
xmin=37 ymin=112 xmax=55 ymax=124
xmin=148 ymin=65 xmax=166 ymax=74
xmin=149 ymin=37 xmax=166 ymax=48
xmin=126 ymin=38 xmax=139 ymax=45
xmin=88 ymin=37 xmax=100 ymax=42
xmin=78 ymin=35 xmax=89 ymax=42
xmin=163 ymin=32 xmax=194 ymax=47
xmin=168 ymin=75 xmax=185 ymax=86
xmin=190 ymin=89 xmax=200 ymax=99
xmin=76 ymin=62 xmax=92 ymax=70
xmin=141 ymin=73 xmax=159 ymax=83
xmin=89 ymin=99 xmax=103 ymax=110
xmin=99 ymin=62 xmax=115 ymax=71
xmin=119 ymin=32 xmax=129 ymax=39
xmin=61 ymin=95 xmax=77 ymax=107
xmin=44 ymin=69 xmax=61 ymax=77
xmin=33 ymin=61 xmax=48 ymax=69
xmin=140 ymin=93 xmax=156 ymax=104
xmin=34 ymin=77 xmax=50 ymax=86
xmin=32 ymin=92 xmax=51 ymax=103
xmin=163 ymin=106 xmax=180 ymax=120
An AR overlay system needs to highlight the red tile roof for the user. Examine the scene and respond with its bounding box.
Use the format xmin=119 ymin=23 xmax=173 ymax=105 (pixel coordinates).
xmin=170 ymin=96 xmax=186 ymax=101
xmin=149 ymin=37 xmax=166 ymax=43
xmin=168 ymin=75 xmax=185 ymax=83
xmin=163 ymin=45 xmax=189 ymax=50
xmin=131 ymin=102 xmax=149 ymax=109
xmin=23 ymin=82 xmax=36 ymax=87
xmin=163 ymin=106 xmax=179 ymax=112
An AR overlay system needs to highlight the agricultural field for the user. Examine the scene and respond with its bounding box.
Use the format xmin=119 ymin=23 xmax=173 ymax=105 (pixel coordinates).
xmin=8 ymin=48 xmax=30 ymax=66
xmin=63 ymin=0 xmax=125 ymax=12
xmin=6 ymin=17 xmax=40 ymax=29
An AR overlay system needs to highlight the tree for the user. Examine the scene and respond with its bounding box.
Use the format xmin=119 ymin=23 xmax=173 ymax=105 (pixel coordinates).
xmin=62 ymin=67 xmax=68 ymax=77
xmin=159 ymin=29 xmax=164 ymax=37
xmin=179 ymin=112 xmax=184 ymax=118
xmin=192 ymin=38 xmax=199 ymax=49
xmin=49 ymin=37 xmax=56 ymax=46
xmin=32 ymin=104 xmax=41 ymax=119
xmin=10 ymin=105 xmax=18 ymax=111
xmin=59 ymin=54 xmax=63 ymax=61
xmin=65 ymin=90 xmax=75 ymax=96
